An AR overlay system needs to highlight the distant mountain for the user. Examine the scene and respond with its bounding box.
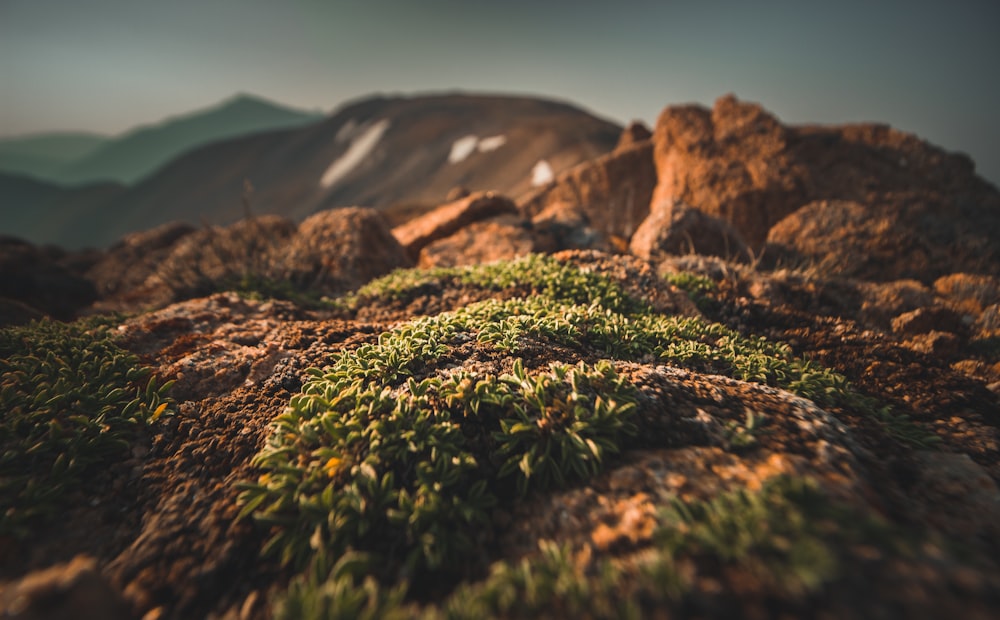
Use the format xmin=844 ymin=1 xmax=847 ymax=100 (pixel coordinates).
xmin=53 ymin=93 xmax=622 ymax=248
xmin=0 ymin=133 xmax=108 ymax=181
xmin=51 ymin=94 xmax=324 ymax=185
xmin=0 ymin=172 xmax=123 ymax=246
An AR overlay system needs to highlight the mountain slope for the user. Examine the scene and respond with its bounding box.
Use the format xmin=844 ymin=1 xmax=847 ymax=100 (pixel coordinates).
xmin=0 ymin=133 xmax=108 ymax=181
xmin=52 ymin=94 xmax=323 ymax=185
xmin=60 ymin=93 xmax=621 ymax=248
xmin=0 ymin=172 xmax=123 ymax=245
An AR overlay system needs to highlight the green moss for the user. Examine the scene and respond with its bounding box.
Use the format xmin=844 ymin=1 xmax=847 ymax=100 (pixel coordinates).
xmin=342 ymin=254 xmax=644 ymax=315
xmin=0 ymin=318 xmax=173 ymax=537
xmin=663 ymin=271 xmax=719 ymax=314
xmin=273 ymin=477 xmax=923 ymax=619
xmin=241 ymin=256 xmax=936 ymax=613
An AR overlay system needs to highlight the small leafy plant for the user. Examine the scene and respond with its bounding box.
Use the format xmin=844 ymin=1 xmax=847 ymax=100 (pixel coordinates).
xmin=0 ymin=318 xmax=173 ymax=536
xmin=239 ymin=255 xmax=937 ymax=615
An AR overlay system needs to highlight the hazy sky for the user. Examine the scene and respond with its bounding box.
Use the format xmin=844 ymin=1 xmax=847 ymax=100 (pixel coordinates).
xmin=2 ymin=0 xmax=999 ymax=183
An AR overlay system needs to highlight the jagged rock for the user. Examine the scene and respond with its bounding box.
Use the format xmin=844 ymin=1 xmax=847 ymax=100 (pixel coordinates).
xmin=614 ymin=121 xmax=652 ymax=151
xmin=652 ymin=95 xmax=1000 ymax=282
xmin=0 ymin=237 xmax=96 ymax=320
xmin=519 ymin=141 xmax=656 ymax=242
xmin=279 ymin=206 xmax=412 ymax=293
xmin=629 ymin=199 xmax=751 ymax=262
xmin=392 ymin=191 xmax=518 ymax=260
xmin=650 ymin=94 xmax=806 ymax=249
xmin=417 ymin=215 xmax=535 ymax=268
xmin=0 ymin=556 xmax=129 ymax=620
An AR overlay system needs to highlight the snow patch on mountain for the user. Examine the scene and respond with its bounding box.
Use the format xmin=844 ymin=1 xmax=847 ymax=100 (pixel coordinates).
xmin=321 ymin=119 xmax=390 ymax=189
xmin=531 ymin=159 xmax=554 ymax=186
xmin=449 ymin=135 xmax=479 ymax=164
xmin=449 ymin=134 xmax=508 ymax=164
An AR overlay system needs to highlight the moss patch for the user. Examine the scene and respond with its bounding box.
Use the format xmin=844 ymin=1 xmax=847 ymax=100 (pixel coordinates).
xmin=240 ymin=256 xmax=939 ymax=614
xmin=0 ymin=318 xmax=173 ymax=537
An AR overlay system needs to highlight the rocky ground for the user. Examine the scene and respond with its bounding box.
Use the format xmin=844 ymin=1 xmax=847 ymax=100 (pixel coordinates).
xmin=2 ymin=96 xmax=1000 ymax=619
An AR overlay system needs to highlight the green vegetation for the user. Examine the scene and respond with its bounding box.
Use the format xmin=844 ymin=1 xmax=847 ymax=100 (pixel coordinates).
xmin=341 ymin=254 xmax=642 ymax=314
xmin=240 ymin=255 xmax=938 ymax=616
xmin=275 ymin=477 xmax=917 ymax=619
xmin=0 ymin=318 xmax=173 ymax=537
xmin=662 ymin=270 xmax=719 ymax=313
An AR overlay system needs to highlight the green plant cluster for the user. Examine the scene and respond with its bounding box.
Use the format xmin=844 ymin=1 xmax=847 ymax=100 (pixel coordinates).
xmin=276 ymin=477 xmax=915 ymax=619
xmin=241 ymin=256 xmax=935 ymax=615
xmin=662 ymin=271 xmax=719 ymax=313
xmin=342 ymin=254 xmax=641 ymax=315
xmin=0 ymin=318 xmax=173 ymax=536
xmin=240 ymin=351 xmax=640 ymax=575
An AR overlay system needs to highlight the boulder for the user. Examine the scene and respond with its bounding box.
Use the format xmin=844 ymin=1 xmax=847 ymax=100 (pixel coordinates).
xmin=279 ymin=207 xmax=412 ymax=293
xmin=144 ymin=215 xmax=296 ymax=304
xmin=86 ymin=221 xmax=196 ymax=299
xmin=629 ymin=200 xmax=751 ymax=262
xmin=650 ymin=94 xmax=807 ymax=249
xmin=519 ymin=141 xmax=657 ymax=243
xmin=392 ymin=191 xmax=518 ymax=260
xmin=530 ymin=201 xmax=611 ymax=253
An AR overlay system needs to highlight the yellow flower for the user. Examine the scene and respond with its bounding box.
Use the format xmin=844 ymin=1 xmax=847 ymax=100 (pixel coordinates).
xmin=324 ymin=457 xmax=343 ymax=478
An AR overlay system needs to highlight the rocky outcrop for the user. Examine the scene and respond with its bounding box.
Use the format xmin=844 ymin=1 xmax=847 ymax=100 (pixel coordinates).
xmin=530 ymin=201 xmax=612 ymax=253
xmin=651 ymin=95 xmax=1000 ymax=282
xmin=630 ymin=200 xmax=751 ymax=262
xmin=519 ymin=141 xmax=657 ymax=243
xmin=392 ymin=191 xmax=518 ymax=260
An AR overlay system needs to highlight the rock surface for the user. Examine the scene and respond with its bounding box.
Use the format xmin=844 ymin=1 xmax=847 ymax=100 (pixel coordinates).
xmin=392 ymin=191 xmax=519 ymax=260
xmin=629 ymin=199 xmax=751 ymax=262
xmin=519 ymin=141 xmax=656 ymax=242
xmin=651 ymin=94 xmax=1000 ymax=282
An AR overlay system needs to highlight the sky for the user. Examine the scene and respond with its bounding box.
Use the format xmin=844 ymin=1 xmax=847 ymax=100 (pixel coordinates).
xmin=2 ymin=0 xmax=999 ymax=184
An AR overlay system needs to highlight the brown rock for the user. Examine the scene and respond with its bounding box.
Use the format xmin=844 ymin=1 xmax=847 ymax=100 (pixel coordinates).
xmin=650 ymin=94 xmax=806 ymax=249
xmin=858 ymin=279 xmax=937 ymax=330
xmin=0 ymin=556 xmax=129 ymax=620
xmin=629 ymin=199 xmax=751 ymax=262
xmin=614 ymin=121 xmax=652 ymax=151
xmin=530 ymin=201 xmax=611 ymax=253
xmin=519 ymin=141 xmax=656 ymax=241
xmin=392 ymin=191 xmax=518 ymax=259
xmin=86 ymin=221 xmax=195 ymax=299
xmin=891 ymin=306 xmax=965 ymax=336
xmin=934 ymin=273 xmax=1000 ymax=315
xmin=280 ymin=207 xmax=412 ymax=293
xmin=143 ymin=215 xmax=296 ymax=305
xmin=904 ymin=331 xmax=962 ymax=358
xmin=651 ymin=94 xmax=1000 ymax=281
xmin=418 ymin=215 xmax=535 ymax=268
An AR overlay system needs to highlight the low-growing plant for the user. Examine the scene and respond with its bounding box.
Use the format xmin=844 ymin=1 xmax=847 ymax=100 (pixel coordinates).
xmin=655 ymin=476 xmax=911 ymax=598
xmin=0 ymin=318 xmax=173 ymax=536
xmin=344 ymin=254 xmax=643 ymax=315
xmin=240 ymin=256 xmax=937 ymax=614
